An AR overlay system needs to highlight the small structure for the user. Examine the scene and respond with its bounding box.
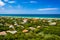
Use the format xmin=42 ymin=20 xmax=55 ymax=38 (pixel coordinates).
xmin=49 ymin=22 xmax=57 ymax=25
xmin=48 ymin=20 xmax=52 ymax=22
xmin=14 ymin=22 xmax=18 ymax=26
xmin=21 ymin=18 xmax=28 ymax=24
xmin=42 ymin=20 xmax=46 ymax=22
xmin=7 ymin=30 xmax=17 ymax=34
xmin=9 ymin=25 xmax=14 ymax=29
xmin=37 ymin=26 xmax=41 ymax=29
xmin=23 ymin=19 xmax=28 ymax=23
xmin=22 ymin=29 xmax=28 ymax=33
xmin=0 ymin=31 xmax=7 ymax=35
xmin=29 ymin=27 xmax=35 ymax=30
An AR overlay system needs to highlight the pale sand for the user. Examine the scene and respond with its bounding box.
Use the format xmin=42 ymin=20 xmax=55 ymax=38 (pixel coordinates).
xmin=0 ymin=16 xmax=60 ymax=20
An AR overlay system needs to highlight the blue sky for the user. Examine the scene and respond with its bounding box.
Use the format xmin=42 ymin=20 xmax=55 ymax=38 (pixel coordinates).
xmin=0 ymin=0 xmax=60 ymax=14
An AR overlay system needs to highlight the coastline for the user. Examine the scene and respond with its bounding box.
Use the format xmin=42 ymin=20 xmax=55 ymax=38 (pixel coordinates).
xmin=0 ymin=16 xmax=60 ymax=20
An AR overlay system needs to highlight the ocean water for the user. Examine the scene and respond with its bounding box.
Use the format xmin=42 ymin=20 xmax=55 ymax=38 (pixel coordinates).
xmin=0 ymin=14 xmax=60 ymax=18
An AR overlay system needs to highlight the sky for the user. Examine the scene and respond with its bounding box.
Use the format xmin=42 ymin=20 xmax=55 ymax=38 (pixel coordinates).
xmin=0 ymin=0 xmax=60 ymax=14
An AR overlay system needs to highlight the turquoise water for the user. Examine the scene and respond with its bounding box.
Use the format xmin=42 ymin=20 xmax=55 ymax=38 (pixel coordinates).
xmin=0 ymin=14 xmax=60 ymax=18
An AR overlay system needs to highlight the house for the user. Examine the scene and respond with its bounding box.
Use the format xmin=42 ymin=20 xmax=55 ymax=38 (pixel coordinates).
xmin=0 ymin=31 xmax=7 ymax=35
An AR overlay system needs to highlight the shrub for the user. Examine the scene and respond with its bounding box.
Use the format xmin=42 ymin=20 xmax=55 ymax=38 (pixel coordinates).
xmin=43 ymin=26 xmax=60 ymax=36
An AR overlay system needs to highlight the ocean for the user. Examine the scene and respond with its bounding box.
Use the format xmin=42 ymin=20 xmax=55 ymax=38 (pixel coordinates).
xmin=0 ymin=14 xmax=60 ymax=18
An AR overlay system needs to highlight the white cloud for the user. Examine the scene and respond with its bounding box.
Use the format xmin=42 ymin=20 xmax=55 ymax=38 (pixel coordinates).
xmin=23 ymin=1 xmax=37 ymax=4
xmin=30 ymin=1 xmax=37 ymax=3
xmin=4 ymin=0 xmax=15 ymax=3
xmin=0 ymin=0 xmax=5 ymax=6
xmin=0 ymin=8 xmax=60 ymax=14
xmin=4 ymin=0 xmax=9 ymax=2
xmin=8 ymin=1 xmax=15 ymax=3
xmin=37 ymin=8 xmax=58 ymax=11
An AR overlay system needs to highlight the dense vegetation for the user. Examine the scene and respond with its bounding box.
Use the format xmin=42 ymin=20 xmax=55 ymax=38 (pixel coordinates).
xmin=0 ymin=17 xmax=60 ymax=40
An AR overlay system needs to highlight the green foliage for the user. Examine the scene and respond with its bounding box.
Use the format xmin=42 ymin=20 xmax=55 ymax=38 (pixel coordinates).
xmin=43 ymin=34 xmax=60 ymax=40
xmin=0 ymin=26 xmax=9 ymax=31
xmin=43 ymin=26 xmax=60 ymax=36
xmin=0 ymin=17 xmax=60 ymax=40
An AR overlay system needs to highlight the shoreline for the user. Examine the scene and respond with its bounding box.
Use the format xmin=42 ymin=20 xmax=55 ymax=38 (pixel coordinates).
xmin=0 ymin=16 xmax=60 ymax=19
